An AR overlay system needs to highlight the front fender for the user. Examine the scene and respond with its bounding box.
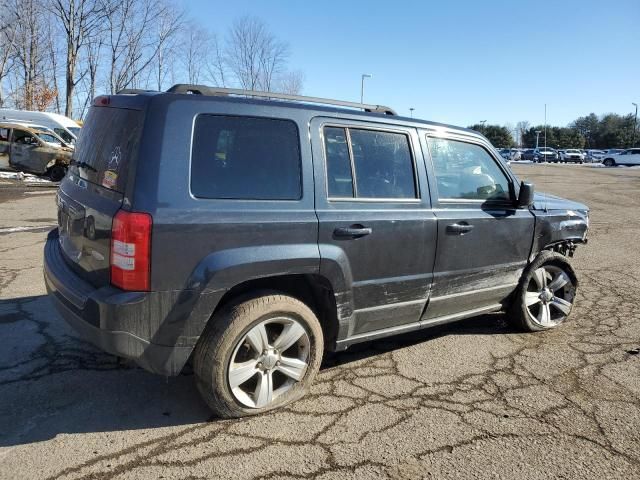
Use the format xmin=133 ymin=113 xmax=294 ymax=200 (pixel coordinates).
xmin=531 ymin=211 xmax=588 ymax=260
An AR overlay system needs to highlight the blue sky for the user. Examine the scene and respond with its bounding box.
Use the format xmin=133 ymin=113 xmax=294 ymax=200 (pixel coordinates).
xmin=185 ymin=0 xmax=639 ymax=127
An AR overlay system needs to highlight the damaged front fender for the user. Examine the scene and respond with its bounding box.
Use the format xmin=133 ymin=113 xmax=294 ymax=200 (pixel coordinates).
xmin=530 ymin=192 xmax=589 ymax=258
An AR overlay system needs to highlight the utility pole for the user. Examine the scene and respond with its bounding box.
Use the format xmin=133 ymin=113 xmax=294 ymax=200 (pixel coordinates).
xmin=535 ymin=130 xmax=542 ymax=149
xmin=544 ymin=103 xmax=547 ymax=152
xmin=633 ymin=102 xmax=638 ymax=147
xmin=360 ymin=74 xmax=372 ymax=104
xmin=409 ymin=107 xmax=415 ymax=118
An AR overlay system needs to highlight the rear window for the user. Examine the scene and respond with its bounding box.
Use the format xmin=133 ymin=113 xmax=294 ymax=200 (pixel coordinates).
xmin=191 ymin=115 xmax=301 ymax=200
xmin=70 ymin=106 xmax=143 ymax=192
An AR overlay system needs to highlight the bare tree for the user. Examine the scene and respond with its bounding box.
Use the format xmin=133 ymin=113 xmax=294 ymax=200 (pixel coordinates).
xmin=203 ymin=32 xmax=227 ymax=87
xmin=49 ymin=0 xmax=104 ymax=116
xmin=182 ymin=24 xmax=210 ymax=85
xmin=0 ymin=5 xmax=18 ymax=106
xmin=151 ymin=4 xmax=184 ymax=90
xmin=0 ymin=5 xmax=305 ymax=115
xmin=516 ymin=121 xmax=530 ymax=148
xmin=225 ymin=15 xmax=289 ymax=92
xmin=76 ymin=32 xmax=102 ymax=117
xmin=44 ymin=22 xmax=62 ymax=113
xmin=103 ymin=0 xmax=181 ymax=93
xmin=8 ymin=0 xmax=50 ymax=110
xmin=277 ymin=70 xmax=304 ymax=95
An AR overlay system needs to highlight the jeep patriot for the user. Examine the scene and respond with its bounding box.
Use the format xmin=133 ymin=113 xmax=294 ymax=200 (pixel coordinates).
xmin=44 ymin=85 xmax=589 ymax=417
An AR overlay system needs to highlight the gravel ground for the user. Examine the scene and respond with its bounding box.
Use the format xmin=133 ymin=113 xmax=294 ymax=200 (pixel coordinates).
xmin=0 ymin=164 xmax=638 ymax=480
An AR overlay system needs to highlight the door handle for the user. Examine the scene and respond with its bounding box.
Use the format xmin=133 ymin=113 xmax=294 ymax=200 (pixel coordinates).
xmin=334 ymin=225 xmax=372 ymax=238
xmin=446 ymin=223 xmax=474 ymax=235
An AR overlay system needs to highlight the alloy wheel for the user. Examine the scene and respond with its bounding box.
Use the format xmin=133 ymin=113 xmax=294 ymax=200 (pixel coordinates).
xmin=524 ymin=265 xmax=575 ymax=328
xmin=228 ymin=316 xmax=310 ymax=409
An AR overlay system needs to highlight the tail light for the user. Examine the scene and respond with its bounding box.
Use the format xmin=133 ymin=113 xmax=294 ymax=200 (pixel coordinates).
xmin=110 ymin=210 xmax=152 ymax=291
xmin=94 ymin=95 xmax=110 ymax=106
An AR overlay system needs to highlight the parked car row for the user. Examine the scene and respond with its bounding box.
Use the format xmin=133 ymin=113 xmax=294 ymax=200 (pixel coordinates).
xmin=499 ymin=146 xmax=636 ymax=166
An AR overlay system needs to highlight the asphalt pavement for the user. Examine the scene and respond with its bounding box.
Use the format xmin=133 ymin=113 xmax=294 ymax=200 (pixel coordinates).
xmin=0 ymin=164 xmax=638 ymax=479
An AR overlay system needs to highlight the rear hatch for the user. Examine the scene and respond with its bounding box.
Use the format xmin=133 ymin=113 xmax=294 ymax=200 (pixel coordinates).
xmin=57 ymin=104 xmax=144 ymax=287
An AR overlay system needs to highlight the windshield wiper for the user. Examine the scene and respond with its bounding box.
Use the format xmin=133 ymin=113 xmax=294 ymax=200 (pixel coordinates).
xmin=69 ymin=160 xmax=97 ymax=172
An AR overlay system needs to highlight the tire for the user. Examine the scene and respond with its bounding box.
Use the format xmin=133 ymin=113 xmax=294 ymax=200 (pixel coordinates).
xmin=603 ymin=158 xmax=615 ymax=167
xmin=508 ymin=251 xmax=578 ymax=332
xmin=194 ymin=292 xmax=324 ymax=418
xmin=48 ymin=165 xmax=66 ymax=182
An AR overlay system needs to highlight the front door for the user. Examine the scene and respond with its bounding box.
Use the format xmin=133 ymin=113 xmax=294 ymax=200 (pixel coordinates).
xmin=0 ymin=127 xmax=9 ymax=169
xmin=311 ymin=118 xmax=437 ymax=338
xmin=10 ymin=129 xmax=46 ymax=173
xmin=420 ymin=133 xmax=535 ymax=320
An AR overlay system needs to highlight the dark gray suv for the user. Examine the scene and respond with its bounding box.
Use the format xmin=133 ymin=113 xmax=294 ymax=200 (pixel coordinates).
xmin=44 ymin=85 xmax=589 ymax=417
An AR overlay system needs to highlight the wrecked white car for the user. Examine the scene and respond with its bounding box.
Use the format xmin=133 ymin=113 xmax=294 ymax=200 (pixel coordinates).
xmin=0 ymin=122 xmax=72 ymax=181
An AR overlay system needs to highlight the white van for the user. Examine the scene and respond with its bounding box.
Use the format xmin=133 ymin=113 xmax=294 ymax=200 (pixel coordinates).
xmin=0 ymin=109 xmax=80 ymax=145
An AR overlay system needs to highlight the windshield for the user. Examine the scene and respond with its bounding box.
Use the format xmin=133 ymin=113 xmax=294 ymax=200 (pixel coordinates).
xmin=70 ymin=106 xmax=143 ymax=192
xmin=54 ymin=127 xmax=75 ymax=144
xmin=35 ymin=131 xmax=63 ymax=146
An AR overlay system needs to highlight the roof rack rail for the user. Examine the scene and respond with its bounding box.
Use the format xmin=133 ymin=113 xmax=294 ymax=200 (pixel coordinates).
xmin=117 ymin=89 xmax=156 ymax=95
xmin=166 ymin=84 xmax=396 ymax=115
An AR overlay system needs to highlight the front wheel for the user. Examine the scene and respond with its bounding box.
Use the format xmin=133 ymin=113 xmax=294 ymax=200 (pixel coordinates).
xmin=194 ymin=292 xmax=324 ymax=418
xmin=509 ymin=251 xmax=577 ymax=332
xmin=603 ymin=158 xmax=615 ymax=167
xmin=48 ymin=165 xmax=67 ymax=182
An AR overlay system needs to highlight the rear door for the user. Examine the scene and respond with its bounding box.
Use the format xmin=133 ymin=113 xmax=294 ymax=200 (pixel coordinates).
xmin=420 ymin=132 xmax=535 ymax=319
xmin=311 ymin=117 xmax=437 ymax=337
xmin=623 ymin=148 xmax=640 ymax=165
xmin=57 ymin=105 xmax=144 ymax=287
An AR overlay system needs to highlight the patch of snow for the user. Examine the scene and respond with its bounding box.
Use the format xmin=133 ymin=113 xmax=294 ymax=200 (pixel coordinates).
xmin=0 ymin=170 xmax=54 ymax=184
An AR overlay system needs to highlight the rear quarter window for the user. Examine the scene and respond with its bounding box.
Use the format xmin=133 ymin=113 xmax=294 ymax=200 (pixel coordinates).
xmin=191 ymin=115 xmax=302 ymax=200
xmin=71 ymin=106 xmax=143 ymax=192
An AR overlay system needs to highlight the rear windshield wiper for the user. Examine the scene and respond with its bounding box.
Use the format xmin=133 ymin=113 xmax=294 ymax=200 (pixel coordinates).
xmin=69 ymin=160 xmax=97 ymax=172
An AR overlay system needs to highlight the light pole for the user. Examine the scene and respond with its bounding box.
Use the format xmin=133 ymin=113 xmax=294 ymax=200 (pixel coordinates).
xmin=479 ymin=120 xmax=487 ymax=133
xmin=535 ymin=130 xmax=542 ymax=149
xmin=409 ymin=107 xmax=415 ymax=118
xmin=360 ymin=74 xmax=372 ymax=104
xmin=544 ymin=103 xmax=547 ymax=152
xmin=633 ymin=102 xmax=638 ymax=147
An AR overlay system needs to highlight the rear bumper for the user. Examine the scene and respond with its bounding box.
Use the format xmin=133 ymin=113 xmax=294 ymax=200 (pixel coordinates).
xmin=43 ymin=229 xmax=193 ymax=375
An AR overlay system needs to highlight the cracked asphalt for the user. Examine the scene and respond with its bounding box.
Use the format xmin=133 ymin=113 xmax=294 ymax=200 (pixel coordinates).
xmin=0 ymin=164 xmax=639 ymax=480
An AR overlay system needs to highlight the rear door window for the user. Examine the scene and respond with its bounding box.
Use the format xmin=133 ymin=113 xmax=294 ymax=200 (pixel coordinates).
xmin=324 ymin=127 xmax=353 ymax=197
xmin=323 ymin=126 xmax=417 ymax=199
xmin=70 ymin=106 xmax=143 ymax=192
xmin=191 ymin=115 xmax=302 ymax=200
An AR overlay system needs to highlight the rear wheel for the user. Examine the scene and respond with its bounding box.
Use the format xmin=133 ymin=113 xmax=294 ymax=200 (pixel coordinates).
xmin=603 ymin=158 xmax=615 ymax=167
xmin=509 ymin=251 xmax=577 ymax=332
xmin=194 ymin=292 xmax=324 ymax=418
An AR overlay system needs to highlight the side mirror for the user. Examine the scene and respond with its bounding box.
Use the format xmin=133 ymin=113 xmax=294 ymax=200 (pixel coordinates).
xmin=516 ymin=181 xmax=534 ymax=208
